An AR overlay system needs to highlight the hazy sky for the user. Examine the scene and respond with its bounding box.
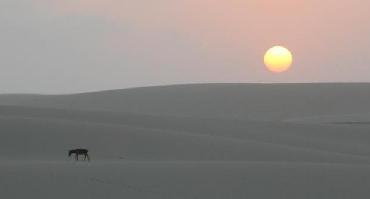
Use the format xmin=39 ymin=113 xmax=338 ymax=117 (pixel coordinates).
xmin=2 ymin=0 xmax=370 ymax=93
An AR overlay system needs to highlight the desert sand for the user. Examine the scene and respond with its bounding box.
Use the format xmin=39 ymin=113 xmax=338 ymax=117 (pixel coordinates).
xmin=1 ymin=83 xmax=370 ymax=198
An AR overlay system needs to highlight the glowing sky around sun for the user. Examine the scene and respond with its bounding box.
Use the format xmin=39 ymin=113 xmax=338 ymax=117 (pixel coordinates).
xmin=1 ymin=0 xmax=370 ymax=93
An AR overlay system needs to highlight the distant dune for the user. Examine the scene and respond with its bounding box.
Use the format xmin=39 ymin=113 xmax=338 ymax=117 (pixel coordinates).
xmin=1 ymin=83 xmax=370 ymax=198
xmin=1 ymin=83 xmax=370 ymax=121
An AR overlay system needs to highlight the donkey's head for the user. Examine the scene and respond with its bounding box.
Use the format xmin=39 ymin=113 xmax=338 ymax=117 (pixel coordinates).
xmin=68 ymin=150 xmax=74 ymax=157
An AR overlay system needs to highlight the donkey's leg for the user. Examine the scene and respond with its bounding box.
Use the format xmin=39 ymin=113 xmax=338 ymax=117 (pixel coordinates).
xmin=86 ymin=154 xmax=90 ymax=162
xmin=75 ymin=154 xmax=78 ymax=161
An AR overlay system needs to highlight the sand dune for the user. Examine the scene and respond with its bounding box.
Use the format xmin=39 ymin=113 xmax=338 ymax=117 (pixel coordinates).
xmin=1 ymin=83 xmax=370 ymax=198
xmin=2 ymin=83 xmax=370 ymax=120
xmin=2 ymin=161 xmax=370 ymax=199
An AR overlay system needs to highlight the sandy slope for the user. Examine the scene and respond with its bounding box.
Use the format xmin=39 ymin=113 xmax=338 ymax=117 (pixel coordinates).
xmin=1 ymin=83 xmax=370 ymax=198
xmin=2 ymin=83 xmax=370 ymax=120
xmin=2 ymin=161 xmax=370 ymax=199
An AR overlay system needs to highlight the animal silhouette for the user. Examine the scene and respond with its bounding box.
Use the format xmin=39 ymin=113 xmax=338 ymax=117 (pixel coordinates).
xmin=68 ymin=149 xmax=90 ymax=161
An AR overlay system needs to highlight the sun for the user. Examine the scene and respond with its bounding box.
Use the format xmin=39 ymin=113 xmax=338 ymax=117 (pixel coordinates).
xmin=264 ymin=46 xmax=293 ymax=73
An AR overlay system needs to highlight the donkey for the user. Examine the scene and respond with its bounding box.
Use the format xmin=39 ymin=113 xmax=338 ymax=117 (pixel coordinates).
xmin=68 ymin=148 xmax=90 ymax=161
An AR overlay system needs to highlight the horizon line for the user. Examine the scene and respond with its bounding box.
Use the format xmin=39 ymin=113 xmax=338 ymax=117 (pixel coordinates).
xmin=2 ymin=81 xmax=370 ymax=96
